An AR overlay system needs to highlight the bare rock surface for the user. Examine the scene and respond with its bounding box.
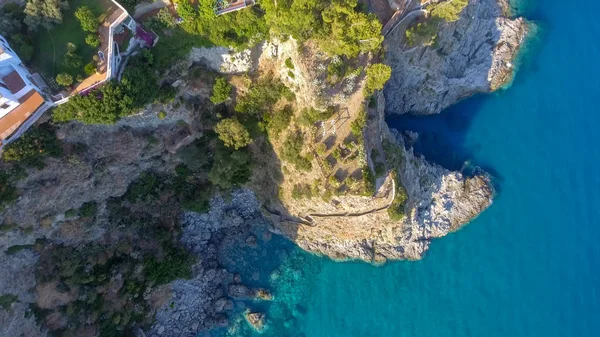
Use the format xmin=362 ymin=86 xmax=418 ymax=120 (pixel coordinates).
xmin=385 ymin=0 xmax=528 ymax=115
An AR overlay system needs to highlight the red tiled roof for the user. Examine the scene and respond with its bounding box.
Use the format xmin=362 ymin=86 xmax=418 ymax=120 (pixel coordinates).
xmin=0 ymin=90 xmax=44 ymax=140
xmin=2 ymin=71 xmax=26 ymax=94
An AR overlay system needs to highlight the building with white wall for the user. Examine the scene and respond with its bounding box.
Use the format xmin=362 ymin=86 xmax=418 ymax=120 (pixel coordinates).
xmin=0 ymin=35 xmax=51 ymax=145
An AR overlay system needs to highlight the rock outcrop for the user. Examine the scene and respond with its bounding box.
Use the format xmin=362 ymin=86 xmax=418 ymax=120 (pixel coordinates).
xmin=385 ymin=0 xmax=528 ymax=115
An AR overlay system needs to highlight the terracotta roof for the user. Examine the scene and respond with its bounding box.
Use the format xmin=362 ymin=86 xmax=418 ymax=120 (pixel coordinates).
xmin=2 ymin=70 xmax=26 ymax=94
xmin=0 ymin=90 xmax=44 ymax=140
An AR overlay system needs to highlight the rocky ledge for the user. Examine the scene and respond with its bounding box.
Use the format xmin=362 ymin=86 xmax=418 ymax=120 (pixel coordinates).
xmin=385 ymin=0 xmax=529 ymax=115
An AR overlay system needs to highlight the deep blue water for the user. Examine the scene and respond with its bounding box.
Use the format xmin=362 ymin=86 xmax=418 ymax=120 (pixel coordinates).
xmin=221 ymin=0 xmax=600 ymax=336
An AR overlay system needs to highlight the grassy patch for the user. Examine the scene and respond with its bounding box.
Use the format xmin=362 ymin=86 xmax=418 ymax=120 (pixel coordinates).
xmin=28 ymin=0 xmax=112 ymax=80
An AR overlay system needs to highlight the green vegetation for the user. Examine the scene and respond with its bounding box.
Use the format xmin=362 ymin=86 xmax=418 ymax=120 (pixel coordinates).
xmin=55 ymin=72 xmax=73 ymax=86
xmin=0 ymin=294 xmax=18 ymax=311
xmin=430 ymin=0 xmax=469 ymax=22
xmin=28 ymin=0 xmax=105 ymax=80
xmin=298 ymin=106 xmax=335 ymax=126
xmin=350 ymin=108 xmax=367 ymax=137
xmin=214 ymin=118 xmax=252 ymax=149
xmin=211 ymin=77 xmax=233 ymax=105
xmin=158 ymin=111 xmax=167 ymax=120
xmin=74 ymin=6 xmax=97 ymax=32
xmin=235 ymin=76 xmax=294 ymax=116
xmin=0 ymin=173 xmax=18 ymax=210
xmin=143 ymin=246 xmax=194 ymax=285
xmin=262 ymin=0 xmax=383 ymax=57
xmin=24 ymin=0 xmax=69 ymax=31
xmin=0 ymin=4 xmax=34 ymax=62
xmin=292 ymin=183 xmax=316 ymax=199
xmin=362 ymin=165 xmax=376 ymax=196
xmin=406 ymin=0 xmax=468 ymax=47
xmin=405 ymin=20 xmax=439 ymax=47
xmin=5 ymin=244 xmax=34 ymax=255
xmin=281 ymin=130 xmax=312 ymax=171
xmin=85 ymin=33 xmax=100 ymax=47
xmin=53 ymin=52 xmax=161 ymax=124
xmin=84 ymin=61 xmax=96 ymax=75
xmin=175 ymin=0 xmax=268 ymax=50
xmin=208 ymin=145 xmax=252 ymax=189
xmin=388 ymin=173 xmax=408 ymax=220
xmin=80 ymin=201 xmax=98 ymax=218
xmin=285 ymin=57 xmax=295 ymax=70
xmin=264 ymin=105 xmax=294 ymax=137
xmin=365 ymin=63 xmax=392 ymax=96
xmin=2 ymin=124 xmax=63 ymax=169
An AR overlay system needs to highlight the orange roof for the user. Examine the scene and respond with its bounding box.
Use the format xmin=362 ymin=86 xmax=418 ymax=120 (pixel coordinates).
xmin=2 ymin=70 xmax=26 ymax=94
xmin=0 ymin=90 xmax=44 ymax=140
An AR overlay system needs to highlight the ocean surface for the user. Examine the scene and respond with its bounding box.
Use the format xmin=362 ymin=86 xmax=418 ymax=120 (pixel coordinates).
xmin=220 ymin=0 xmax=600 ymax=336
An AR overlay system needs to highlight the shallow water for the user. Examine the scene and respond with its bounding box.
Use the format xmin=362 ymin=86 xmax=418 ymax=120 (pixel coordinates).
xmin=220 ymin=0 xmax=600 ymax=335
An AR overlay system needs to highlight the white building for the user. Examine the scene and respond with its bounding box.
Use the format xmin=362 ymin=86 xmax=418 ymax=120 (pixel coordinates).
xmin=0 ymin=35 xmax=52 ymax=146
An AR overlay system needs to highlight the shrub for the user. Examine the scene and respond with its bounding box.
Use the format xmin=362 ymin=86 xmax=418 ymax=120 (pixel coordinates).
xmin=2 ymin=124 xmax=63 ymax=168
xmin=292 ymin=184 xmax=313 ymax=199
xmin=281 ymin=130 xmax=312 ymax=171
xmin=235 ymin=76 xmax=293 ymax=116
xmin=350 ymin=109 xmax=367 ymax=137
xmin=0 ymin=294 xmax=18 ymax=311
xmin=298 ymin=107 xmax=335 ymax=126
xmin=143 ymin=245 xmax=194 ymax=285
xmin=5 ymin=244 xmax=33 ymax=255
xmin=84 ymin=62 xmax=97 ymax=75
xmin=210 ymin=77 xmax=232 ymax=105
xmin=126 ymin=172 xmax=159 ymax=202
xmin=388 ymin=179 xmax=408 ymax=221
xmin=55 ymin=73 xmax=73 ymax=87
xmin=80 ymin=201 xmax=98 ymax=218
xmin=75 ymin=6 xmax=98 ymax=32
xmin=362 ymin=165 xmax=375 ymax=196
xmin=214 ymin=118 xmax=252 ymax=149
xmin=23 ymin=0 xmax=69 ymax=31
xmin=63 ymin=51 xmax=83 ymax=69
xmin=288 ymin=70 xmax=295 ymax=79
xmin=85 ymin=34 xmax=100 ymax=47
xmin=316 ymin=143 xmax=327 ymax=156
xmin=265 ymin=105 xmax=293 ymax=136
xmin=405 ymin=20 xmax=439 ymax=47
xmin=0 ymin=172 xmax=18 ymax=210
xmin=208 ymin=146 xmax=252 ymax=189
xmin=430 ymin=0 xmax=469 ymax=22
xmin=285 ymin=57 xmax=295 ymax=69
xmin=365 ymin=63 xmax=392 ymax=96
xmin=158 ymin=111 xmax=167 ymax=120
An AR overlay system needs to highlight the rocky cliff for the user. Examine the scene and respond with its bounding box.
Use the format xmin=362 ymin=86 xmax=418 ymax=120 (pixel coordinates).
xmin=385 ymin=0 xmax=528 ymax=115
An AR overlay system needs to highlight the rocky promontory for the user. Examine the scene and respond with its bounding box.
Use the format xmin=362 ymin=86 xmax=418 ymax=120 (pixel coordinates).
xmin=385 ymin=0 xmax=528 ymax=115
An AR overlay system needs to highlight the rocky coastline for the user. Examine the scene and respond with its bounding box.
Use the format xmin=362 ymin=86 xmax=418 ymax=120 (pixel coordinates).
xmin=385 ymin=0 xmax=528 ymax=115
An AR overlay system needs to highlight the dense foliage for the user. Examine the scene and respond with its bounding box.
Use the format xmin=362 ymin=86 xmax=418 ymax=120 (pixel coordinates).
xmin=0 ymin=4 xmax=34 ymax=61
xmin=235 ymin=76 xmax=294 ymax=116
xmin=0 ymin=172 xmax=18 ymax=210
xmin=23 ymin=0 xmax=69 ymax=31
xmin=175 ymin=0 xmax=267 ymax=49
xmin=75 ymin=6 xmax=97 ymax=32
xmin=261 ymin=0 xmax=382 ymax=57
xmin=364 ymin=63 xmax=392 ymax=96
xmin=53 ymin=52 xmax=164 ymax=124
xmin=2 ymin=124 xmax=63 ymax=168
xmin=210 ymin=76 xmax=233 ymax=105
xmin=208 ymin=145 xmax=252 ymax=189
xmin=214 ymin=118 xmax=252 ymax=149
xmin=281 ymin=130 xmax=312 ymax=171
xmin=430 ymin=0 xmax=469 ymax=22
xmin=55 ymin=72 xmax=73 ymax=86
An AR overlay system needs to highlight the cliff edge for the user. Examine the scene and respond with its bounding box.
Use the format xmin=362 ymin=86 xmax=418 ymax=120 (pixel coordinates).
xmin=385 ymin=0 xmax=528 ymax=115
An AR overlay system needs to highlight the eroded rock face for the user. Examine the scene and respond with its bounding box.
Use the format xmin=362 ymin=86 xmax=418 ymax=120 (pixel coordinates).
xmin=384 ymin=0 xmax=528 ymax=115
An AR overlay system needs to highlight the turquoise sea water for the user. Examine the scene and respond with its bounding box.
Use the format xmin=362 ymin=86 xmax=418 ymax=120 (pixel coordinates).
xmin=221 ymin=0 xmax=600 ymax=336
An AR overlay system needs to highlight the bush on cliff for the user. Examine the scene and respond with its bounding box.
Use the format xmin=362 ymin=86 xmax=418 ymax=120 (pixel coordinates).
xmin=430 ymin=0 xmax=469 ymax=22
xmin=365 ymin=63 xmax=392 ymax=96
xmin=210 ymin=76 xmax=233 ymax=105
xmin=281 ymin=130 xmax=312 ymax=171
xmin=2 ymin=124 xmax=63 ymax=168
xmin=214 ymin=118 xmax=252 ymax=149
